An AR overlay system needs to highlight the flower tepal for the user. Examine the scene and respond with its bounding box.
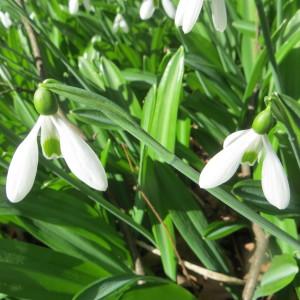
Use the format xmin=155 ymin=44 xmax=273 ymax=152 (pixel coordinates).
xmin=6 ymin=86 xmax=108 ymax=203
xmin=199 ymin=107 xmax=290 ymax=210
xmin=175 ymin=0 xmax=227 ymax=34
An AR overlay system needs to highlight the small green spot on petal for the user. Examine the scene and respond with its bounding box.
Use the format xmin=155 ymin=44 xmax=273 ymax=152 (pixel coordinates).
xmin=42 ymin=138 xmax=61 ymax=159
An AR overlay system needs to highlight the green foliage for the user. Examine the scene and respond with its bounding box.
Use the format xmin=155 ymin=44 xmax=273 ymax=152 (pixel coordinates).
xmin=0 ymin=0 xmax=300 ymax=299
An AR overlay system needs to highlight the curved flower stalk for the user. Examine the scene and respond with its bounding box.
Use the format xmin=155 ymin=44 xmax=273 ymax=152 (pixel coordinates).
xmin=139 ymin=0 xmax=176 ymax=20
xmin=6 ymin=87 xmax=108 ymax=203
xmin=0 ymin=11 xmax=12 ymax=29
xmin=175 ymin=0 xmax=227 ymax=34
xmin=113 ymin=13 xmax=129 ymax=33
xmin=68 ymin=0 xmax=92 ymax=14
xmin=199 ymin=107 xmax=290 ymax=210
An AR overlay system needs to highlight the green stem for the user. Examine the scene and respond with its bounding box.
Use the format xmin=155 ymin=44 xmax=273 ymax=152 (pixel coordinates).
xmin=255 ymin=0 xmax=282 ymax=93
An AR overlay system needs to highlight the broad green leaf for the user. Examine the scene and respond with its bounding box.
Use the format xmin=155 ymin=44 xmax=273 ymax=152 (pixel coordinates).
xmin=254 ymin=254 xmax=299 ymax=298
xmin=0 ymin=239 xmax=103 ymax=300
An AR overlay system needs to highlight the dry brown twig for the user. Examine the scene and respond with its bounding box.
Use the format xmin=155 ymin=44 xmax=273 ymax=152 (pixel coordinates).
xmin=242 ymin=224 xmax=269 ymax=300
xmin=137 ymin=240 xmax=245 ymax=285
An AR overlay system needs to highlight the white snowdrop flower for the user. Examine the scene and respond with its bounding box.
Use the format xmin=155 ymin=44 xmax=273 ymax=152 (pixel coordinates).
xmin=113 ymin=13 xmax=129 ymax=33
xmin=0 ymin=11 xmax=12 ymax=29
xmin=199 ymin=108 xmax=290 ymax=210
xmin=140 ymin=0 xmax=176 ymax=20
xmin=175 ymin=0 xmax=227 ymax=34
xmin=161 ymin=0 xmax=176 ymax=19
xmin=6 ymin=87 xmax=108 ymax=203
xmin=69 ymin=0 xmax=79 ymax=15
xmin=140 ymin=0 xmax=155 ymax=20
xmin=83 ymin=0 xmax=92 ymax=11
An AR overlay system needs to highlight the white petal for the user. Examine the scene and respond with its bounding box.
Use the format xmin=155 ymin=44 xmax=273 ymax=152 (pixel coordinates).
xmin=6 ymin=120 xmax=41 ymax=203
xmin=182 ymin=0 xmax=204 ymax=34
xmin=175 ymin=0 xmax=185 ymax=27
xmin=119 ymin=18 xmax=129 ymax=33
xmin=40 ymin=116 xmax=61 ymax=160
xmin=52 ymin=116 xmax=108 ymax=191
xmin=261 ymin=137 xmax=290 ymax=210
xmin=83 ymin=0 xmax=91 ymax=11
xmin=0 ymin=11 xmax=12 ymax=29
xmin=211 ymin=0 xmax=227 ymax=32
xmin=140 ymin=0 xmax=155 ymax=20
xmin=161 ymin=0 xmax=176 ymax=19
xmin=199 ymin=130 xmax=259 ymax=189
xmin=223 ymin=130 xmax=249 ymax=148
xmin=69 ymin=0 xmax=79 ymax=14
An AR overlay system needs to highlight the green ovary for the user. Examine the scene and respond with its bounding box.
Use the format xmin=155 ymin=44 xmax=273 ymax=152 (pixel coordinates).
xmin=42 ymin=138 xmax=61 ymax=159
xmin=242 ymin=151 xmax=258 ymax=166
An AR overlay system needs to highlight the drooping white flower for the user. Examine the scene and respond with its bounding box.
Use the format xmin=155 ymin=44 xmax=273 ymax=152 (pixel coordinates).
xmin=83 ymin=0 xmax=92 ymax=11
xmin=199 ymin=129 xmax=290 ymax=210
xmin=0 ymin=11 xmax=12 ymax=29
xmin=161 ymin=0 xmax=176 ymax=19
xmin=6 ymin=113 xmax=108 ymax=203
xmin=69 ymin=0 xmax=79 ymax=14
xmin=139 ymin=0 xmax=176 ymax=20
xmin=175 ymin=0 xmax=227 ymax=34
xmin=140 ymin=0 xmax=156 ymax=20
xmin=113 ymin=13 xmax=129 ymax=33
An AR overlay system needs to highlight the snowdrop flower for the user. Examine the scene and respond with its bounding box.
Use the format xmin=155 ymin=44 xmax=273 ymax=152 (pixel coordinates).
xmin=113 ymin=13 xmax=129 ymax=33
xmin=139 ymin=0 xmax=176 ymax=20
xmin=6 ymin=86 xmax=108 ymax=203
xmin=175 ymin=0 xmax=227 ymax=34
xmin=199 ymin=107 xmax=290 ymax=210
xmin=0 ymin=11 xmax=12 ymax=29
xmin=83 ymin=0 xmax=92 ymax=11
xmin=161 ymin=0 xmax=176 ymax=19
xmin=69 ymin=0 xmax=79 ymax=14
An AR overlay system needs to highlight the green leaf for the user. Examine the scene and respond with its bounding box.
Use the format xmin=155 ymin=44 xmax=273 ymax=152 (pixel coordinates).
xmin=204 ymin=221 xmax=247 ymax=241
xmin=73 ymin=275 xmax=196 ymax=300
xmin=0 ymin=239 xmax=101 ymax=300
xmin=254 ymin=254 xmax=299 ymax=298
xmin=150 ymin=47 xmax=185 ymax=156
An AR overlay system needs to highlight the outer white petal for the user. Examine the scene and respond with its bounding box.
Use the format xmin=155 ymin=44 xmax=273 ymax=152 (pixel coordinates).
xmin=161 ymin=0 xmax=176 ymax=19
xmin=175 ymin=0 xmax=185 ymax=27
xmin=199 ymin=130 xmax=259 ymax=189
xmin=223 ymin=129 xmax=249 ymax=148
xmin=83 ymin=0 xmax=91 ymax=11
xmin=112 ymin=14 xmax=121 ymax=33
xmin=6 ymin=120 xmax=41 ymax=203
xmin=119 ymin=18 xmax=129 ymax=33
xmin=69 ymin=0 xmax=79 ymax=15
xmin=52 ymin=116 xmax=108 ymax=191
xmin=211 ymin=0 xmax=227 ymax=32
xmin=182 ymin=0 xmax=204 ymax=34
xmin=261 ymin=136 xmax=290 ymax=210
xmin=140 ymin=0 xmax=155 ymax=20
xmin=0 ymin=11 xmax=12 ymax=29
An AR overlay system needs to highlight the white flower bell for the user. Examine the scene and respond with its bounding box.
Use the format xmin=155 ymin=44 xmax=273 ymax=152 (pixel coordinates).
xmin=199 ymin=107 xmax=290 ymax=210
xmin=113 ymin=13 xmax=129 ymax=33
xmin=175 ymin=0 xmax=227 ymax=34
xmin=139 ymin=0 xmax=176 ymax=20
xmin=69 ymin=0 xmax=79 ymax=14
xmin=6 ymin=87 xmax=108 ymax=203
xmin=0 ymin=11 xmax=12 ymax=29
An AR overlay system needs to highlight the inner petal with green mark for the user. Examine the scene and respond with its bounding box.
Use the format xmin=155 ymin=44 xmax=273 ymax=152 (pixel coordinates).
xmin=42 ymin=137 xmax=61 ymax=159
xmin=242 ymin=150 xmax=258 ymax=166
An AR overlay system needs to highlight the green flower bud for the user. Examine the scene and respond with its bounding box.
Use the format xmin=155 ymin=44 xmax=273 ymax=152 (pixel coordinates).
xmin=34 ymin=87 xmax=58 ymax=115
xmin=252 ymin=106 xmax=273 ymax=135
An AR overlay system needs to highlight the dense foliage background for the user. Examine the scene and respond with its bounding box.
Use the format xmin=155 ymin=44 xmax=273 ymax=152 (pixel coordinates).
xmin=1 ymin=0 xmax=300 ymax=299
